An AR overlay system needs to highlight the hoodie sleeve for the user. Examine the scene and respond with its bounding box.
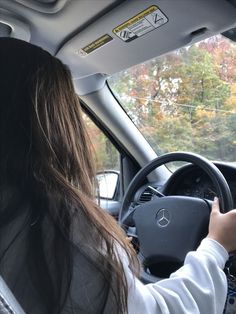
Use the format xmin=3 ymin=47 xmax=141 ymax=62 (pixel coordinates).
xmin=125 ymin=238 xmax=228 ymax=314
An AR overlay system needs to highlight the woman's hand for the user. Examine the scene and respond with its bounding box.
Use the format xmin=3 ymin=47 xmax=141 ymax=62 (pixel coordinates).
xmin=207 ymin=197 xmax=236 ymax=253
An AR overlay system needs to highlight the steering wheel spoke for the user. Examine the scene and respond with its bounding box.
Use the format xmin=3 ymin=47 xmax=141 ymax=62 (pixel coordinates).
xmin=121 ymin=205 xmax=137 ymax=227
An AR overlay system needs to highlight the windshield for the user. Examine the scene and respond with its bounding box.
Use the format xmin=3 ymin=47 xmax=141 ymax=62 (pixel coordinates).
xmin=108 ymin=35 xmax=236 ymax=163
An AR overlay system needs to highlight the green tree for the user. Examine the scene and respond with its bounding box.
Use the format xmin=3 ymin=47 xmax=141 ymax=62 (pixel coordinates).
xmin=176 ymin=46 xmax=230 ymax=120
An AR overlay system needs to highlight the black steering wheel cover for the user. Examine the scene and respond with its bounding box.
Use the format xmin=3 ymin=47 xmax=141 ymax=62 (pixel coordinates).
xmin=120 ymin=152 xmax=233 ymax=222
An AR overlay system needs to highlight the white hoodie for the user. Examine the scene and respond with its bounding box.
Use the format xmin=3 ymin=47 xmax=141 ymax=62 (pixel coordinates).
xmin=125 ymin=238 xmax=228 ymax=314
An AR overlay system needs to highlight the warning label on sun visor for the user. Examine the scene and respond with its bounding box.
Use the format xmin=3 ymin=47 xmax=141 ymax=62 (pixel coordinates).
xmin=79 ymin=34 xmax=113 ymax=56
xmin=113 ymin=6 xmax=168 ymax=42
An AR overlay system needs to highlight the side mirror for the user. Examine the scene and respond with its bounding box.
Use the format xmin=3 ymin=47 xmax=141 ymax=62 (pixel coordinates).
xmin=96 ymin=171 xmax=119 ymax=199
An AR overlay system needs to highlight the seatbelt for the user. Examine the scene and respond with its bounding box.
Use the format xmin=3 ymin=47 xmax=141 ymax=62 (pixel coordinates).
xmin=0 ymin=276 xmax=25 ymax=314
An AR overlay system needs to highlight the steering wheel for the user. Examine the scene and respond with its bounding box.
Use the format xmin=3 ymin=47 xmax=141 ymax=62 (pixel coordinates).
xmin=119 ymin=152 xmax=234 ymax=282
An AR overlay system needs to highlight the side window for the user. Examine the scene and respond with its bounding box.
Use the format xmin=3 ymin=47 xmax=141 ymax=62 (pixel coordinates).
xmin=82 ymin=112 xmax=120 ymax=201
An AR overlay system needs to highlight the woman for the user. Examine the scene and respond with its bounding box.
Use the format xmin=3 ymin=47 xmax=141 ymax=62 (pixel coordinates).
xmin=0 ymin=37 xmax=235 ymax=314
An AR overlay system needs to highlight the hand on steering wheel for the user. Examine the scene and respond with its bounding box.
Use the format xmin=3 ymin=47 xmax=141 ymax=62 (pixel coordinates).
xmin=208 ymin=197 xmax=236 ymax=253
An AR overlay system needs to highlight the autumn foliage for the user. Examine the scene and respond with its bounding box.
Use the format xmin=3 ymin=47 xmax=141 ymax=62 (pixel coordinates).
xmin=108 ymin=35 xmax=236 ymax=163
xmin=84 ymin=35 xmax=236 ymax=172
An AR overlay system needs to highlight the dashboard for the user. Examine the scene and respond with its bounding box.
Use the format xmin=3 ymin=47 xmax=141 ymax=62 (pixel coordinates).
xmin=163 ymin=162 xmax=236 ymax=207
xmin=135 ymin=162 xmax=236 ymax=207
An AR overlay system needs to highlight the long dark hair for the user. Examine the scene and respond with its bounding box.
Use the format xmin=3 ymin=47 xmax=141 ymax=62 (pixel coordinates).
xmin=0 ymin=38 xmax=137 ymax=313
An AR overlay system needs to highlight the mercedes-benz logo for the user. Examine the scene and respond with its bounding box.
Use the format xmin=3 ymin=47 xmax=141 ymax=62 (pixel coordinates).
xmin=156 ymin=208 xmax=171 ymax=227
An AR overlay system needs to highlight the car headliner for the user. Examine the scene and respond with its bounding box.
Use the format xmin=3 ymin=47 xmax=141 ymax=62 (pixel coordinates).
xmin=1 ymin=0 xmax=236 ymax=96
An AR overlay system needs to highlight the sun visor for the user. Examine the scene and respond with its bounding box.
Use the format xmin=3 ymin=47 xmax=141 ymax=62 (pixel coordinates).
xmin=57 ymin=0 xmax=236 ymax=80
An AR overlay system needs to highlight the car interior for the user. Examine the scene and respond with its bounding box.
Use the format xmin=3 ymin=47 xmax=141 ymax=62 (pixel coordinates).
xmin=0 ymin=0 xmax=236 ymax=312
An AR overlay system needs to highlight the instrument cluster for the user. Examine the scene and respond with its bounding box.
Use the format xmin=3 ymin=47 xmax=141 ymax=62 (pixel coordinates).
xmin=164 ymin=163 xmax=236 ymax=206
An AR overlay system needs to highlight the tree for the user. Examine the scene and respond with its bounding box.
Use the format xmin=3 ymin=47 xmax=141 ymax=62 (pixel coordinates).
xmin=176 ymin=46 xmax=230 ymax=120
xmin=107 ymin=35 xmax=236 ymax=162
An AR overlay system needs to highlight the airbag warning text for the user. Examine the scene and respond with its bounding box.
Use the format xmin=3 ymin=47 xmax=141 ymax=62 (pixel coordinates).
xmin=113 ymin=6 xmax=168 ymax=42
